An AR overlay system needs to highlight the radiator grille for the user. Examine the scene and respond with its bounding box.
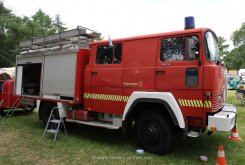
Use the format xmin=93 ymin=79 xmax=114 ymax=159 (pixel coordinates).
xmin=212 ymin=93 xmax=224 ymax=111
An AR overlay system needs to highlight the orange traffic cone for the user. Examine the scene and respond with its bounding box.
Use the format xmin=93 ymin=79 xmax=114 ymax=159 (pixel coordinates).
xmin=228 ymin=127 xmax=242 ymax=141
xmin=216 ymin=144 xmax=227 ymax=165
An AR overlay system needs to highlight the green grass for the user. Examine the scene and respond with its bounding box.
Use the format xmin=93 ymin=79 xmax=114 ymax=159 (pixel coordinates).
xmin=0 ymin=90 xmax=244 ymax=165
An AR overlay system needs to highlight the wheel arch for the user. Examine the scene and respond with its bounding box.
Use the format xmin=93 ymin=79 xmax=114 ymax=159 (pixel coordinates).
xmin=126 ymin=98 xmax=178 ymax=123
xmin=122 ymin=92 xmax=186 ymax=133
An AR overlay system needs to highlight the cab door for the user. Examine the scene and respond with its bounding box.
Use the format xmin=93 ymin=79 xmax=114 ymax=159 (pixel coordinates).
xmin=155 ymin=34 xmax=204 ymax=123
xmin=90 ymin=43 xmax=123 ymax=114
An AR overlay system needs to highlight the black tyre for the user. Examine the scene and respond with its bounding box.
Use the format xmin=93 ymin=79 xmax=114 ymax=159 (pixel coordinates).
xmin=0 ymin=108 xmax=4 ymax=116
xmin=136 ymin=111 xmax=174 ymax=155
xmin=40 ymin=102 xmax=58 ymax=127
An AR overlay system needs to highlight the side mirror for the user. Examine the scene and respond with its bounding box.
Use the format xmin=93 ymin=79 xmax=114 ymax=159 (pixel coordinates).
xmin=186 ymin=38 xmax=195 ymax=60
xmin=186 ymin=38 xmax=201 ymax=65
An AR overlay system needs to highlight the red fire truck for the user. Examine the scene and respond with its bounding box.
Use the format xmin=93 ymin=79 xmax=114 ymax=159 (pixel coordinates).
xmin=0 ymin=72 xmax=33 ymax=115
xmin=14 ymin=18 xmax=237 ymax=154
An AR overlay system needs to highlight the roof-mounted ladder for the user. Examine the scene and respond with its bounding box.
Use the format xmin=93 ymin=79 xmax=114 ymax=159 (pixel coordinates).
xmin=19 ymin=26 xmax=96 ymax=54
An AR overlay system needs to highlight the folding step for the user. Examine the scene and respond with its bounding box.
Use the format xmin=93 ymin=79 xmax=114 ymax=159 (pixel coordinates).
xmin=49 ymin=119 xmax=61 ymax=124
xmin=46 ymin=129 xmax=59 ymax=134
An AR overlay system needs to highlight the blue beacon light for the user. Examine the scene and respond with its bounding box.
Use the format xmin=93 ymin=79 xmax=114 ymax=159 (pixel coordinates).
xmin=185 ymin=16 xmax=195 ymax=30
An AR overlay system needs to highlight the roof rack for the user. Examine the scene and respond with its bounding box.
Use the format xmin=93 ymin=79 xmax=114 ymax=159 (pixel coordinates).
xmin=19 ymin=26 xmax=96 ymax=51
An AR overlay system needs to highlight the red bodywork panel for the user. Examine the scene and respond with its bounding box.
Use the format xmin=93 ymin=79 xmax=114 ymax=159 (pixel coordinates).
xmin=73 ymin=49 xmax=90 ymax=104
xmin=67 ymin=110 xmax=91 ymax=121
xmin=0 ymin=80 xmax=24 ymax=109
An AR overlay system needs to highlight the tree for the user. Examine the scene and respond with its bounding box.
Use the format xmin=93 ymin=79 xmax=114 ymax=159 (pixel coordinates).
xmin=0 ymin=2 xmax=67 ymax=67
xmin=92 ymin=31 xmax=104 ymax=41
xmin=223 ymin=48 xmax=242 ymax=70
xmin=31 ymin=9 xmax=57 ymax=36
xmin=229 ymin=22 xmax=245 ymax=69
xmin=0 ymin=1 xmax=15 ymax=67
xmin=218 ymin=36 xmax=229 ymax=59
xmin=231 ymin=22 xmax=245 ymax=47
xmin=222 ymin=22 xmax=245 ymax=70
xmin=53 ymin=14 xmax=67 ymax=33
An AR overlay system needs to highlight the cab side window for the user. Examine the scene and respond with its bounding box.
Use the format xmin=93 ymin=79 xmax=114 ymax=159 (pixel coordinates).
xmin=160 ymin=36 xmax=199 ymax=61
xmin=96 ymin=44 xmax=122 ymax=64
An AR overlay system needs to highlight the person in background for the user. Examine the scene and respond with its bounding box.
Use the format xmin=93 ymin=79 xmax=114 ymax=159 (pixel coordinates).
xmin=237 ymin=85 xmax=245 ymax=95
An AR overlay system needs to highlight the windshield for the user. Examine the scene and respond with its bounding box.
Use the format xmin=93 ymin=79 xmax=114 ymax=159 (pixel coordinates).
xmin=205 ymin=31 xmax=220 ymax=61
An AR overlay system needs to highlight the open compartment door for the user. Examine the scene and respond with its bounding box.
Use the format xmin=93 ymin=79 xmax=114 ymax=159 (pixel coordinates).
xmin=15 ymin=66 xmax=23 ymax=95
xmin=15 ymin=57 xmax=43 ymax=97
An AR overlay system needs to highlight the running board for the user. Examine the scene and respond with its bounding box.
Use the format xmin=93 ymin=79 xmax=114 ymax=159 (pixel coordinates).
xmin=66 ymin=119 xmax=120 ymax=130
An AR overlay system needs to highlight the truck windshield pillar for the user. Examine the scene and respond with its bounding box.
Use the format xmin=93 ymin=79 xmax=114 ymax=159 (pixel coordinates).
xmin=205 ymin=31 xmax=220 ymax=62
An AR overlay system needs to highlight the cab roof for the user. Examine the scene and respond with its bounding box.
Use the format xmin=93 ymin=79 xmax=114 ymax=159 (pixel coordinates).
xmin=91 ymin=28 xmax=210 ymax=45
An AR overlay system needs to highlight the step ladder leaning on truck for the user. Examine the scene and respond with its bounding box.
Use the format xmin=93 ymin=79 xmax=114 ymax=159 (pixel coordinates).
xmin=42 ymin=107 xmax=67 ymax=142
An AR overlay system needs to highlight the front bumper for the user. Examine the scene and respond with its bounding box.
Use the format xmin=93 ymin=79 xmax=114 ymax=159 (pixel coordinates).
xmin=208 ymin=104 xmax=237 ymax=131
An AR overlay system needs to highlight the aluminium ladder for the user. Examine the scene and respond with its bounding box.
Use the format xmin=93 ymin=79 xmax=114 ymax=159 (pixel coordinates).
xmin=19 ymin=26 xmax=95 ymax=54
xmin=0 ymin=95 xmax=23 ymax=126
xmin=42 ymin=107 xmax=67 ymax=142
xmin=0 ymin=100 xmax=3 ymax=119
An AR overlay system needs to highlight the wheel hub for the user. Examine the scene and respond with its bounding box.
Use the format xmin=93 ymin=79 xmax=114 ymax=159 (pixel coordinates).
xmin=141 ymin=120 xmax=160 ymax=145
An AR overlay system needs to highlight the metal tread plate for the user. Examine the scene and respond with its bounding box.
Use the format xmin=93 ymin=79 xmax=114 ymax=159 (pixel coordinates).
xmin=66 ymin=119 xmax=120 ymax=129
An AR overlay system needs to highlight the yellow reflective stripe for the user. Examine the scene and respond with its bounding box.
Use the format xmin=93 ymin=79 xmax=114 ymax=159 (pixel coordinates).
xmin=204 ymin=101 xmax=212 ymax=108
xmin=83 ymin=93 xmax=129 ymax=102
xmin=204 ymin=101 xmax=208 ymax=108
xmin=189 ymin=100 xmax=193 ymax=107
xmin=183 ymin=100 xmax=187 ymax=106
xmin=208 ymin=101 xmax=212 ymax=108
xmin=178 ymin=99 xmax=212 ymax=108
xmin=199 ymin=100 xmax=203 ymax=107
xmin=122 ymin=96 xmax=129 ymax=102
xmin=196 ymin=100 xmax=201 ymax=107
xmin=192 ymin=100 xmax=197 ymax=107
xmin=179 ymin=99 xmax=184 ymax=106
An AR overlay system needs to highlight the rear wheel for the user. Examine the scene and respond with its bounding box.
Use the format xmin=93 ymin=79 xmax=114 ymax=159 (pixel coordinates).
xmin=136 ymin=111 xmax=174 ymax=155
xmin=0 ymin=108 xmax=4 ymax=116
xmin=40 ymin=102 xmax=58 ymax=127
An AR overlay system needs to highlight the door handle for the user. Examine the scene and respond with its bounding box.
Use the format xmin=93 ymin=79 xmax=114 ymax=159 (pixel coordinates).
xmin=155 ymin=69 xmax=165 ymax=74
xmin=91 ymin=71 xmax=98 ymax=75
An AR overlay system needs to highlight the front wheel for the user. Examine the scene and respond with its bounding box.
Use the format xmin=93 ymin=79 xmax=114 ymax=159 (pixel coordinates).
xmin=136 ymin=111 xmax=174 ymax=155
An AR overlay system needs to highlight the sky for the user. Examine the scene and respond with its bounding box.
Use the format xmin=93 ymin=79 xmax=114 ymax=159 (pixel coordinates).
xmin=3 ymin=0 xmax=245 ymax=48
